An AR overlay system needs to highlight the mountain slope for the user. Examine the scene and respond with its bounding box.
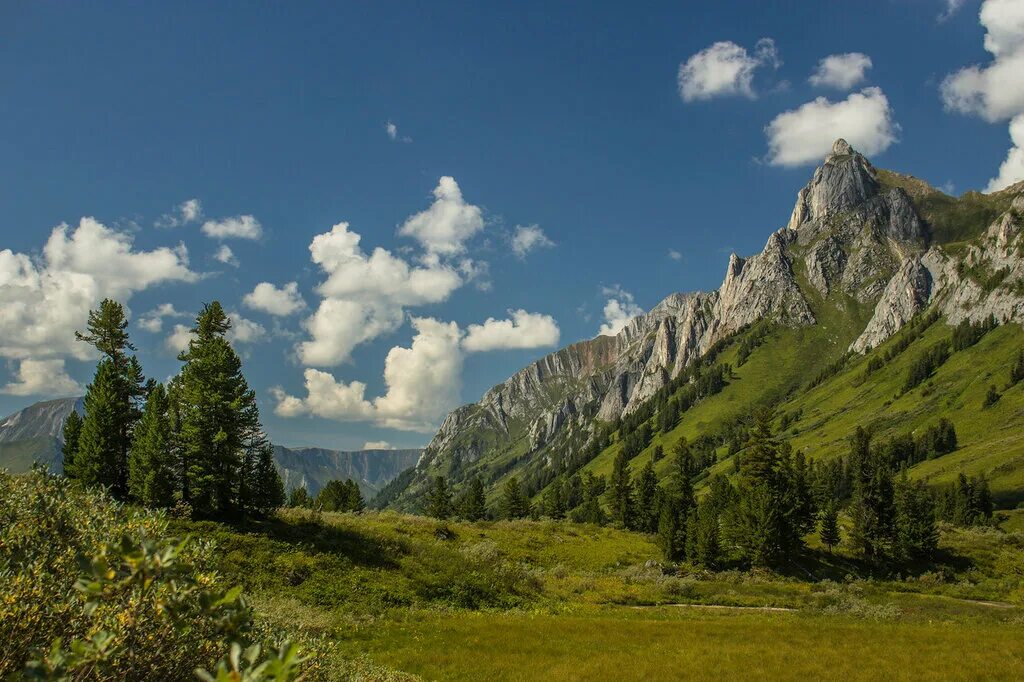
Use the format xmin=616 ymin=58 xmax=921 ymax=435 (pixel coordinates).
xmin=0 ymin=398 xmax=418 ymax=500
xmin=387 ymin=140 xmax=1024 ymax=512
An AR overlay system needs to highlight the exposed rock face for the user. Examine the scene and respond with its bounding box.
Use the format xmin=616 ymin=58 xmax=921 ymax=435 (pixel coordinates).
xmin=401 ymin=141 xmax=1024 ymax=509
xmin=852 ymin=193 xmax=1024 ymax=350
xmin=272 ymin=445 xmax=421 ymax=499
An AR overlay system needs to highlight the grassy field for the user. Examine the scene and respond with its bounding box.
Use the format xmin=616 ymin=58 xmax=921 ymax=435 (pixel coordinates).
xmin=338 ymin=607 xmax=1024 ymax=681
xmin=171 ymin=504 xmax=1024 ymax=680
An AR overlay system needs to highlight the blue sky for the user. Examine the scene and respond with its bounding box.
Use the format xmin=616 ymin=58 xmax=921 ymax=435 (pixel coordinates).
xmin=1 ymin=0 xmax=1022 ymax=449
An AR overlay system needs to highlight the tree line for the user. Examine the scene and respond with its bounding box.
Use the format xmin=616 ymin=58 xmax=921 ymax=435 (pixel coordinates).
xmin=287 ymin=479 xmax=366 ymax=512
xmin=61 ymin=299 xmax=284 ymax=518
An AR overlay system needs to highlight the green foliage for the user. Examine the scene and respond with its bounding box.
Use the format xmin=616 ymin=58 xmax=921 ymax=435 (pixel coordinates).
xmin=984 ymin=384 xmax=1001 ymax=408
xmin=936 ymin=474 xmax=993 ymax=526
xmin=501 ymin=477 xmax=530 ymax=519
xmin=819 ymin=500 xmax=840 ymax=552
xmin=128 ymin=383 xmax=176 ymax=507
xmin=903 ymin=341 xmax=950 ymax=393
xmin=424 ymin=476 xmax=452 ymax=519
xmin=60 ymin=410 xmax=83 ymax=479
xmin=1010 ymin=350 xmax=1024 ymax=386
xmin=950 ymin=315 xmax=998 ymax=352
xmin=76 ymin=360 xmax=129 ymax=494
xmin=893 ymin=470 xmax=938 ymax=562
xmin=317 ymin=479 xmax=364 ymax=513
xmin=287 ymin=486 xmax=312 ymax=508
xmin=605 ymin=449 xmax=634 ymax=527
xmin=456 ymin=476 xmax=487 ymax=520
xmin=1 ymin=468 xmax=312 ymax=681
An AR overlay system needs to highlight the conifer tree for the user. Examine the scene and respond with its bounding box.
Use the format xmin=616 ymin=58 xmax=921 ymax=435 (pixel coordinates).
xmin=60 ymin=410 xmax=83 ymax=479
xmin=75 ymin=360 xmax=125 ymax=492
xmin=848 ymin=428 xmax=894 ymax=561
xmin=689 ymin=501 xmax=721 ymax=568
xmin=248 ymin=442 xmax=286 ymax=513
xmin=175 ymin=302 xmax=262 ymax=516
xmin=288 ymin=486 xmax=312 ymax=507
xmin=1010 ymin=350 xmax=1024 ymax=386
xmin=634 ymin=460 xmax=660 ymax=533
xmin=572 ymin=472 xmax=606 ymax=525
xmin=318 ymin=479 xmax=350 ymax=511
xmin=606 ymin=449 xmax=634 ymax=528
xmin=893 ymin=469 xmax=937 ymax=562
xmin=74 ymin=300 xmax=145 ymax=498
xmin=501 ymin=476 xmax=530 ymax=519
xmin=819 ymin=500 xmax=840 ymax=553
xmin=541 ymin=477 xmax=566 ymax=519
xmin=128 ymin=383 xmax=176 ymax=507
xmin=457 ymin=476 xmax=488 ymax=521
xmin=426 ymin=475 xmax=453 ymax=519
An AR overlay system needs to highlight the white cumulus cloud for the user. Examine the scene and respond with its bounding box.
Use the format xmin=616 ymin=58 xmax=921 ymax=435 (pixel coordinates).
xmin=765 ymin=87 xmax=899 ymax=166
xmin=275 ymin=318 xmax=463 ymax=432
xmin=941 ymin=0 xmax=1024 ymax=191
xmin=214 ymin=244 xmax=239 ymax=267
xmin=2 ymin=359 xmax=82 ymax=396
xmin=808 ymin=53 xmax=873 ymax=90
xmin=598 ymin=286 xmax=644 ymax=337
xmin=462 ymin=310 xmax=560 ymax=352
xmin=201 ymin=215 xmax=262 ymax=240
xmin=363 ymin=440 xmax=394 ymax=450
xmin=156 ymin=198 xmax=203 ymax=228
xmin=677 ymin=38 xmax=780 ymax=102
xmin=0 ymin=217 xmax=196 ymax=364
xmin=987 ymin=114 xmax=1024 ymax=192
xmin=138 ymin=303 xmax=188 ymax=333
xmin=297 ymin=221 xmax=463 ymax=366
xmin=243 ymin=281 xmax=306 ymax=316
xmin=398 ymin=177 xmax=484 ymax=260
xmin=511 ymin=224 xmax=555 ymax=259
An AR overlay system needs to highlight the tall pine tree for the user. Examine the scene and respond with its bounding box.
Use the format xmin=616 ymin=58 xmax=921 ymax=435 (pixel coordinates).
xmin=175 ymin=302 xmax=268 ymax=516
xmin=128 ymin=383 xmax=176 ymax=507
xmin=74 ymin=300 xmax=144 ymax=498
xmin=60 ymin=410 xmax=83 ymax=479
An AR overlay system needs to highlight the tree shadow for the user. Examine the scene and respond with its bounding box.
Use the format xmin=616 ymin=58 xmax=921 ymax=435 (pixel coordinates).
xmin=214 ymin=512 xmax=408 ymax=570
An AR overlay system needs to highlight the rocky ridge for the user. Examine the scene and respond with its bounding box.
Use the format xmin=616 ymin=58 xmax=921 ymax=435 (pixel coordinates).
xmin=404 ymin=140 xmax=1024 ymax=507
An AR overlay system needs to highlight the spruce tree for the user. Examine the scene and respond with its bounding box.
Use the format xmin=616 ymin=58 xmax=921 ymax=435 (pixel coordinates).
xmin=501 ymin=476 xmax=530 ymax=519
xmin=175 ymin=302 xmax=262 ymax=516
xmin=248 ymin=442 xmax=286 ymax=513
xmin=848 ymin=428 xmax=894 ymax=561
xmin=893 ymin=469 xmax=937 ymax=562
xmin=426 ymin=475 xmax=453 ymax=519
xmin=128 ymin=383 xmax=176 ymax=507
xmin=74 ymin=360 xmax=124 ymax=491
xmin=1010 ymin=350 xmax=1024 ymax=386
xmin=634 ymin=460 xmax=660 ymax=533
xmin=318 ymin=480 xmax=349 ymax=511
xmin=74 ymin=299 xmax=145 ymax=498
xmin=572 ymin=472 xmax=605 ymax=525
xmin=689 ymin=501 xmax=721 ymax=568
xmin=819 ymin=500 xmax=840 ymax=553
xmin=606 ymin=449 xmax=634 ymax=528
xmin=288 ymin=486 xmax=312 ymax=507
xmin=541 ymin=477 xmax=566 ymax=519
xmin=60 ymin=410 xmax=83 ymax=479
xmin=457 ymin=476 xmax=487 ymax=521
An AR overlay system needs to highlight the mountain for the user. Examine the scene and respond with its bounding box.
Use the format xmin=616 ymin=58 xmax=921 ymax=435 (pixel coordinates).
xmin=0 ymin=398 xmax=419 ymax=501
xmin=273 ymin=446 xmax=420 ymax=499
xmin=386 ymin=140 xmax=1024 ymax=511
xmin=0 ymin=397 xmax=83 ymax=472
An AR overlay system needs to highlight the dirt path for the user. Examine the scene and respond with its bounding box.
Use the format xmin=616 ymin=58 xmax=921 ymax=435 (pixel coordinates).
xmin=629 ymin=603 xmax=797 ymax=613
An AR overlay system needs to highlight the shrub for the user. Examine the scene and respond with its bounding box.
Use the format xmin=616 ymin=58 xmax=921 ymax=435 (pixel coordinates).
xmin=0 ymin=467 xmax=316 ymax=680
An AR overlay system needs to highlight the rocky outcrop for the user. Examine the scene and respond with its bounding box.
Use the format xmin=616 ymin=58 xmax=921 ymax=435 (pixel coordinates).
xmin=852 ymin=192 xmax=1024 ymax=350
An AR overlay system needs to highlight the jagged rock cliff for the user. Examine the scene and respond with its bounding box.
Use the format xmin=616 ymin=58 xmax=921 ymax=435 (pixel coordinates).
xmin=396 ymin=141 xmax=1024 ymax=510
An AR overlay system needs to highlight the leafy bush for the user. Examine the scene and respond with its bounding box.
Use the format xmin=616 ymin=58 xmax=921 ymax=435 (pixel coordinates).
xmin=0 ymin=468 xmax=318 ymax=680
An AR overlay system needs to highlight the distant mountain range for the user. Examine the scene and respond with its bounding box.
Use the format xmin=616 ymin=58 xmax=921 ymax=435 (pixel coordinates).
xmin=0 ymin=397 xmax=419 ymax=500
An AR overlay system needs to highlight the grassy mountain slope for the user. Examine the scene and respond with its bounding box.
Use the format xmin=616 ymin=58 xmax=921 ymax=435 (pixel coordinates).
xmin=574 ymin=315 xmax=1024 ymax=509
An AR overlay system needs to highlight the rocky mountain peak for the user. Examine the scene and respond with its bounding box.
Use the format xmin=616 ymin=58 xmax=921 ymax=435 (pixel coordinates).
xmin=788 ymin=139 xmax=880 ymax=231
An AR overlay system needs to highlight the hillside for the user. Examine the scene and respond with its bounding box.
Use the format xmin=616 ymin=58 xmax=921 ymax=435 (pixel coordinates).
xmin=386 ymin=140 xmax=1024 ymax=513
